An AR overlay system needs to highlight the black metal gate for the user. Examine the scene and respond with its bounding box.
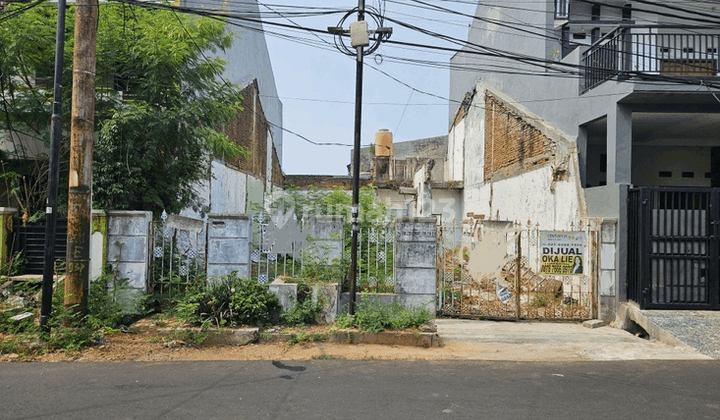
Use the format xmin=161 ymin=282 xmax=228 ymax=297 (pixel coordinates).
xmin=12 ymin=218 xmax=67 ymax=275
xmin=628 ymin=187 xmax=720 ymax=309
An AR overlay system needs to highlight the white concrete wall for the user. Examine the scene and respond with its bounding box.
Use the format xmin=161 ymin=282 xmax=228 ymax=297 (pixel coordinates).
xmin=246 ymin=175 xmax=265 ymax=216
xmin=446 ymin=120 xmax=465 ymax=182
xmin=210 ymin=160 xmax=248 ymax=214
xmin=413 ymin=166 xmax=431 ymax=217
xmin=471 ymin=166 xmax=582 ymax=230
xmin=106 ymin=211 xmax=153 ymax=292
xmin=180 ymin=159 xmax=274 ymax=220
xmin=456 ymin=84 xmax=585 ymax=229
xmin=376 ymin=189 xmax=412 ymax=219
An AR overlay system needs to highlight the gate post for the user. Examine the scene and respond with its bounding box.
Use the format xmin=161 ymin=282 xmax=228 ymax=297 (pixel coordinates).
xmin=639 ymin=187 xmax=651 ymax=308
xmin=106 ymin=211 xmax=153 ymax=295
xmin=206 ymin=214 xmax=252 ymax=282
xmin=89 ymin=210 xmax=108 ymax=281
xmin=0 ymin=207 xmax=18 ymax=274
xmin=395 ymin=217 xmax=437 ymax=314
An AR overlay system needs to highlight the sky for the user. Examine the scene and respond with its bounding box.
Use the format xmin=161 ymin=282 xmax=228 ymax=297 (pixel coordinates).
xmin=259 ymin=1 xmax=477 ymax=175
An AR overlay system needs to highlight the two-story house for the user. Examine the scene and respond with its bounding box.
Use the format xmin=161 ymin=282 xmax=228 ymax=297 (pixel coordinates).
xmin=448 ymin=1 xmax=720 ymax=318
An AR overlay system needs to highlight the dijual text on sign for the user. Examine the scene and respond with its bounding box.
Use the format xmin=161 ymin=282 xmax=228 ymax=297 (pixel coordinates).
xmin=539 ymin=231 xmax=585 ymax=275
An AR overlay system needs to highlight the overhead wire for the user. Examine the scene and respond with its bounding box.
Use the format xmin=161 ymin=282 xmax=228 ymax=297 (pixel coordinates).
xmin=5 ymin=0 xmax=720 ymax=146
xmin=106 ymin=0 xmax=720 ymax=91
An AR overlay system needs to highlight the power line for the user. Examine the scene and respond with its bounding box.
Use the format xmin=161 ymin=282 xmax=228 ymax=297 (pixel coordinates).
xmin=164 ymin=1 xmax=352 ymax=148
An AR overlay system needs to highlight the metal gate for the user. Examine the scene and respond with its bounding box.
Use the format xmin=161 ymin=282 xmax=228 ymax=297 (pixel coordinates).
xmin=437 ymin=219 xmax=596 ymax=320
xmin=12 ymin=218 xmax=67 ymax=275
xmin=628 ymin=187 xmax=720 ymax=309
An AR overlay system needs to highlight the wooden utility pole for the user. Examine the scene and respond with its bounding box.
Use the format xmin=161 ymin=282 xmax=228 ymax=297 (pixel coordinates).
xmin=65 ymin=0 xmax=98 ymax=312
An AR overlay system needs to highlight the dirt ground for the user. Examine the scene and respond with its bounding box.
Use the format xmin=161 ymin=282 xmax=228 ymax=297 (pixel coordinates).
xmin=0 ymin=317 xmax=549 ymax=363
xmin=3 ymin=316 xmax=709 ymax=363
xmin=0 ymin=317 xmax=446 ymax=363
xmin=23 ymin=335 xmax=584 ymax=363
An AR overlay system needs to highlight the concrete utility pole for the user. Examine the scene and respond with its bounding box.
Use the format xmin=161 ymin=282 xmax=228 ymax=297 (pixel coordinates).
xmin=328 ymin=4 xmax=391 ymax=315
xmin=348 ymin=0 xmax=367 ymax=316
xmin=40 ymin=0 xmax=67 ymax=329
xmin=65 ymin=0 xmax=98 ymax=312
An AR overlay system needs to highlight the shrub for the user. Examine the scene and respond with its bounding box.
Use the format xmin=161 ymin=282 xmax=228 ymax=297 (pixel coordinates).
xmin=337 ymin=296 xmax=432 ymax=333
xmin=282 ymin=282 xmax=324 ymax=326
xmin=195 ymin=273 xmax=281 ymax=327
xmin=86 ymin=275 xmax=139 ymax=330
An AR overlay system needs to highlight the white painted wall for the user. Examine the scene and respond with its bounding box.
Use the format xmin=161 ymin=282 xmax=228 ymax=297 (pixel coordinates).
xmin=446 ymin=120 xmax=465 ymax=182
xmin=210 ymin=160 xmax=248 ymax=214
xmin=470 ymin=166 xmax=582 ymax=230
xmin=454 ymin=83 xmax=585 ymax=230
xmin=413 ymin=165 xmax=431 ymax=217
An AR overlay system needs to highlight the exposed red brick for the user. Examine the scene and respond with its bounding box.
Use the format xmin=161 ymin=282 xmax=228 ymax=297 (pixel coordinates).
xmin=484 ymin=93 xmax=552 ymax=182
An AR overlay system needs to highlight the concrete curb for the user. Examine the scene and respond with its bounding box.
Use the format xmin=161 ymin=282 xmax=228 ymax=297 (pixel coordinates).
xmin=618 ymin=303 xmax=690 ymax=348
xmin=259 ymin=330 xmax=443 ymax=348
xmin=158 ymin=327 xmax=443 ymax=348
xmin=157 ymin=328 xmax=259 ymax=346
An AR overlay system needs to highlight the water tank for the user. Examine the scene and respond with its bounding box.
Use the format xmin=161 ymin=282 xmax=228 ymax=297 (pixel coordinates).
xmin=374 ymin=128 xmax=393 ymax=157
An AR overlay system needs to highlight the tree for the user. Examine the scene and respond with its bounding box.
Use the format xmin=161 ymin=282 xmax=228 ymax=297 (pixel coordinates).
xmin=0 ymin=3 xmax=246 ymax=217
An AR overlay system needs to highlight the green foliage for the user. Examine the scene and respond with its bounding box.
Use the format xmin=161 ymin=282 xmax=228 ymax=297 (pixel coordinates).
xmin=286 ymin=326 xmax=329 ymax=345
xmin=163 ymin=322 xmax=211 ymax=347
xmin=295 ymin=249 xmax=349 ymax=285
xmin=260 ymin=185 xmax=387 ymax=229
xmin=42 ymin=301 xmax=97 ymax=352
xmin=0 ymin=251 xmax=25 ymax=277
xmin=225 ymin=277 xmax=281 ymax=326
xmin=337 ymin=296 xmax=432 ymax=333
xmin=255 ymin=185 xmax=392 ymax=290
xmin=335 ymin=312 xmax=355 ymax=329
xmin=93 ymin=6 xmax=247 ymax=215
xmin=282 ymin=282 xmax=324 ymax=326
xmin=0 ymin=276 xmax=136 ymax=355
xmin=85 ymin=275 xmax=138 ymax=331
xmin=145 ymin=273 xmax=281 ymax=328
xmin=0 ymin=3 xmax=247 ymax=216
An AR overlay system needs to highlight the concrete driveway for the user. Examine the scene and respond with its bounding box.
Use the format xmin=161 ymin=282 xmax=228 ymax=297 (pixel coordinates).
xmin=434 ymin=318 xmax=712 ymax=361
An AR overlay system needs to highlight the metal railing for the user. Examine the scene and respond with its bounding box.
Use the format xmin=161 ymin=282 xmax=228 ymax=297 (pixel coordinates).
xmin=251 ymin=212 xmax=303 ymax=285
xmin=250 ymin=212 xmax=395 ymax=292
xmin=582 ymin=26 xmax=720 ymax=92
xmin=150 ymin=211 xmax=205 ymax=293
xmin=356 ymin=225 xmax=395 ymax=293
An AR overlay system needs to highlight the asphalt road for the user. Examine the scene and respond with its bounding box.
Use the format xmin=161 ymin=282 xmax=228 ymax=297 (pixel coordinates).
xmin=2 ymin=360 xmax=720 ymax=420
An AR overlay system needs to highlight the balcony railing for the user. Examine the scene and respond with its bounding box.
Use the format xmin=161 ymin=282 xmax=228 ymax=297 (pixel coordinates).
xmin=555 ymin=0 xmax=569 ymax=19
xmin=582 ymin=26 xmax=720 ymax=92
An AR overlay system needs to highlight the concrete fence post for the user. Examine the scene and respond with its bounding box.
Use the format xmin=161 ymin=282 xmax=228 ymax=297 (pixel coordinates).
xmin=89 ymin=210 xmax=108 ymax=280
xmin=106 ymin=211 xmax=153 ymax=294
xmin=394 ymin=217 xmax=437 ymax=315
xmin=206 ymin=214 xmax=251 ymax=282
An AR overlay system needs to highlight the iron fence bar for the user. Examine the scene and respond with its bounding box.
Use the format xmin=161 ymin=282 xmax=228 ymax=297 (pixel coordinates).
xmin=384 ymin=226 xmax=388 ymax=286
xmin=169 ymin=229 xmax=174 ymax=281
xmin=367 ymin=227 xmax=371 ymax=285
xmin=712 ymin=190 xmax=720 ymax=307
xmin=358 ymin=229 xmax=362 ymax=283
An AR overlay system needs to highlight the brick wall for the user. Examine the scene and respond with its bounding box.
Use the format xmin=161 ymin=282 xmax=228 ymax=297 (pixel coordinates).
xmin=216 ymin=80 xmax=269 ymax=181
xmin=283 ymin=175 xmax=372 ymax=190
xmin=484 ymin=93 xmax=552 ymax=182
xmin=271 ymin=143 xmax=283 ymax=187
